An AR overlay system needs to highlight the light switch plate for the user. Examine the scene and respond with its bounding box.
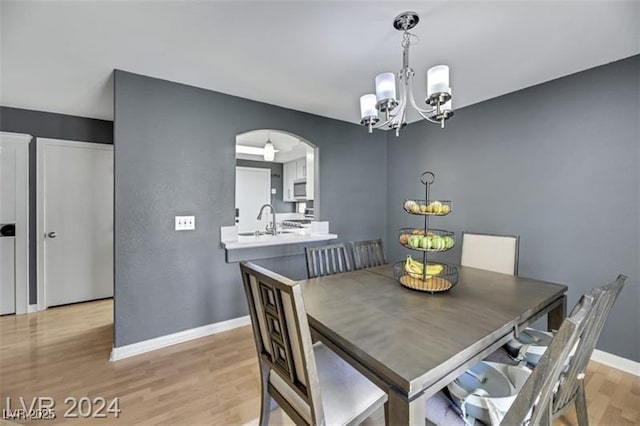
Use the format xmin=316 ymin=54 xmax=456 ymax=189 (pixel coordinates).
xmin=175 ymin=216 xmax=195 ymax=231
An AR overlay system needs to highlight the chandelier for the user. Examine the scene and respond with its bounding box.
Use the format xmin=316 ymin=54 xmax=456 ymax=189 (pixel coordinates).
xmin=359 ymin=11 xmax=454 ymax=136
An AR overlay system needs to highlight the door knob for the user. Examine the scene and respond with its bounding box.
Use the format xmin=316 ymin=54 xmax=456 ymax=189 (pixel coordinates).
xmin=47 ymin=232 xmax=57 ymax=238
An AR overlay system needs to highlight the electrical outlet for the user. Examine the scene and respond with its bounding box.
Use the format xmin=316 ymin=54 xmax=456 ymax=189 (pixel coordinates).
xmin=271 ymin=188 xmax=277 ymax=195
xmin=175 ymin=216 xmax=196 ymax=231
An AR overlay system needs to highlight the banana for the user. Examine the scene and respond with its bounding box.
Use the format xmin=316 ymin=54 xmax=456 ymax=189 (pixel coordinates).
xmin=406 ymin=256 xmax=423 ymax=273
xmin=405 ymin=256 xmax=423 ymax=279
xmin=404 ymin=256 xmax=444 ymax=280
xmin=427 ymin=264 xmax=444 ymax=275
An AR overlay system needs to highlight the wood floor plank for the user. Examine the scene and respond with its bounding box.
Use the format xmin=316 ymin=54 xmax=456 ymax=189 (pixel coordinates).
xmin=1 ymin=300 xmax=638 ymax=425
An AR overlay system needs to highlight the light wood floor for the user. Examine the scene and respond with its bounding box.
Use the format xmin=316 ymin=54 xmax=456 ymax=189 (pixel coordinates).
xmin=1 ymin=300 xmax=638 ymax=425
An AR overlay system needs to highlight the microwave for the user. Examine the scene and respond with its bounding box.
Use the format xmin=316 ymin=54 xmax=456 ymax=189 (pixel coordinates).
xmin=293 ymin=179 xmax=306 ymax=199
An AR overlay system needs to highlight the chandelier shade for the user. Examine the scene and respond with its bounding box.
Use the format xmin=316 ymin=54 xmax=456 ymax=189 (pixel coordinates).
xmin=427 ymin=65 xmax=450 ymax=97
xmin=360 ymin=94 xmax=378 ymax=120
xmin=359 ymin=11 xmax=455 ymax=136
xmin=375 ymin=72 xmax=397 ymax=103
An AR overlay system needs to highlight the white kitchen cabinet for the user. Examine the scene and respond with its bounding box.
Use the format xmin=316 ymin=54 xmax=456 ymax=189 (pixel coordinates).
xmin=283 ymin=158 xmax=306 ymax=202
xmin=282 ymin=161 xmax=297 ymax=202
xmin=306 ymin=149 xmax=314 ymax=201
xmin=296 ymin=158 xmax=306 ymax=178
xmin=283 ymin=155 xmax=314 ymax=202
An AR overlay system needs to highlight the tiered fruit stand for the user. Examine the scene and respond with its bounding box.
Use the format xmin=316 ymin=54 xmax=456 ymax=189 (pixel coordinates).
xmin=393 ymin=171 xmax=458 ymax=292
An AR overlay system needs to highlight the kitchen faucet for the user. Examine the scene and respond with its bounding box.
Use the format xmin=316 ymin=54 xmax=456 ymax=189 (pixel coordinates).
xmin=257 ymin=204 xmax=277 ymax=235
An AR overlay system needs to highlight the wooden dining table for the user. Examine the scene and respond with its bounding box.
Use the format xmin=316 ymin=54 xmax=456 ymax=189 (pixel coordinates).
xmin=300 ymin=264 xmax=568 ymax=425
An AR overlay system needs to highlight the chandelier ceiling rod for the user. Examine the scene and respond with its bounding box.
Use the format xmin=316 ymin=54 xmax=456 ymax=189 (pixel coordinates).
xmin=359 ymin=11 xmax=454 ymax=137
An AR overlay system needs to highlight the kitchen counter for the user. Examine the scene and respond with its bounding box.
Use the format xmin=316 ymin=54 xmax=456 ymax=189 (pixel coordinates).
xmin=222 ymin=229 xmax=337 ymax=250
xmin=220 ymin=224 xmax=337 ymax=262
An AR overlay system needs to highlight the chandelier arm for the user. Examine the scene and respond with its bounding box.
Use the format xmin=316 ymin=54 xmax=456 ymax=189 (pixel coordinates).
xmin=407 ymin=76 xmax=436 ymax=114
xmin=391 ymin=76 xmax=407 ymax=115
xmin=390 ymin=84 xmax=407 ymax=129
xmin=409 ymin=97 xmax=437 ymax=114
xmin=414 ymin=109 xmax=442 ymax=124
xmin=398 ymin=88 xmax=408 ymax=125
xmin=370 ymin=116 xmax=395 ymax=129
xmin=394 ymin=81 xmax=407 ymax=116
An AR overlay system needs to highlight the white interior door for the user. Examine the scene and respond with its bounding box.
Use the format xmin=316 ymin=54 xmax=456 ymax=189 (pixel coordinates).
xmin=0 ymin=239 xmax=15 ymax=314
xmin=39 ymin=139 xmax=113 ymax=308
xmin=0 ymin=132 xmax=30 ymax=315
xmin=0 ymin=140 xmax=17 ymax=315
xmin=235 ymin=166 xmax=271 ymax=233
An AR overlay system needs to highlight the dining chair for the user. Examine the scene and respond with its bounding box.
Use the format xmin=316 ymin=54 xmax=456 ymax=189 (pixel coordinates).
xmin=305 ymin=243 xmax=352 ymax=279
xmin=460 ymin=232 xmax=520 ymax=275
xmin=549 ymin=274 xmax=627 ymax=424
xmin=462 ymin=231 xmax=522 ymax=367
xmin=506 ymin=272 xmax=627 ymax=365
xmin=351 ymin=239 xmax=387 ymax=270
xmin=239 ymin=261 xmax=387 ymax=426
xmin=427 ymin=291 xmax=595 ymax=426
xmin=428 ymin=274 xmax=627 ymax=426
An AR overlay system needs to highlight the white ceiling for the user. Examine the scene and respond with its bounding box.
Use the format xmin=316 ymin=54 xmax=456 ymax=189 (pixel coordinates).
xmin=236 ymin=129 xmax=308 ymax=163
xmin=1 ymin=1 xmax=638 ymax=124
xmin=237 ymin=130 xmax=300 ymax=150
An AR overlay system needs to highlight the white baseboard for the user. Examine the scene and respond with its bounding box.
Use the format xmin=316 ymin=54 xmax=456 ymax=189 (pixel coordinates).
xmin=592 ymin=349 xmax=640 ymax=376
xmin=27 ymin=304 xmax=38 ymax=313
xmin=110 ymin=315 xmax=251 ymax=362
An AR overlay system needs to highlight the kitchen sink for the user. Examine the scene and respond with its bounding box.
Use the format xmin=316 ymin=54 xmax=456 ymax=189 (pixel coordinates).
xmin=237 ymin=231 xmax=269 ymax=237
xmin=237 ymin=229 xmax=300 ymax=237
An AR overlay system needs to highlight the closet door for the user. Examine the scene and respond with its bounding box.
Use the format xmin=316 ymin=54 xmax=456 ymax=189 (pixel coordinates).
xmin=0 ymin=132 xmax=30 ymax=315
xmin=38 ymin=139 xmax=113 ymax=308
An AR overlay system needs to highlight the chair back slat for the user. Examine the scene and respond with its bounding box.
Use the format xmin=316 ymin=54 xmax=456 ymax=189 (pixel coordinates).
xmin=305 ymin=243 xmax=352 ymax=278
xmin=240 ymin=261 xmax=325 ymax=425
xmin=461 ymin=232 xmax=519 ymax=275
xmin=552 ymin=274 xmax=627 ymax=412
xmin=351 ymin=239 xmax=386 ymax=270
xmin=502 ymin=295 xmax=594 ymax=425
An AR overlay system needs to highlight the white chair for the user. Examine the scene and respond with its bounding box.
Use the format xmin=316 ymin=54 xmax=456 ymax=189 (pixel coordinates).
xmin=460 ymin=231 xmax=545 ymax=367
xmin=240 ymin=261 xmax=387 ymax=425
xmin=460 ymin=232 xmax=520 ymax=275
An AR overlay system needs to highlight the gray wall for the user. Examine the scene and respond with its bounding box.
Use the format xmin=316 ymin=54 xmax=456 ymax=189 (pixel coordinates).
xmin=386 ymin=55 xmax=639 ymax=361
xmin=235 ymin=159 xmax=295 ymax=214
xmin=114 ymin=70 xmax=387 ymax=347
xmin=0 ymin=106 xmax=113 ymax=304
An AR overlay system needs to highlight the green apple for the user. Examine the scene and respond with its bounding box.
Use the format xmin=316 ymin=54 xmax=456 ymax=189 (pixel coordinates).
xmin=444 ymin=236 xmax=454 ymax=249
xmin=420 ymin=235 xmax=429 ymax=249
xmin=432 ymin=235 xmax=444 ymax=250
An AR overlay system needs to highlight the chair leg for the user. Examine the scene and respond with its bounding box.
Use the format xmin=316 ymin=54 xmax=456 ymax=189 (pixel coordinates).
xmin=383 ymin=400 xmax=389 ymax=426
xmin=575 ymin=381 xmax=589 ymax=426
xmin=538 ymin=403 xmax=552 ymax=426
xmin=259 ymin=363 xmax=272 ymax=426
